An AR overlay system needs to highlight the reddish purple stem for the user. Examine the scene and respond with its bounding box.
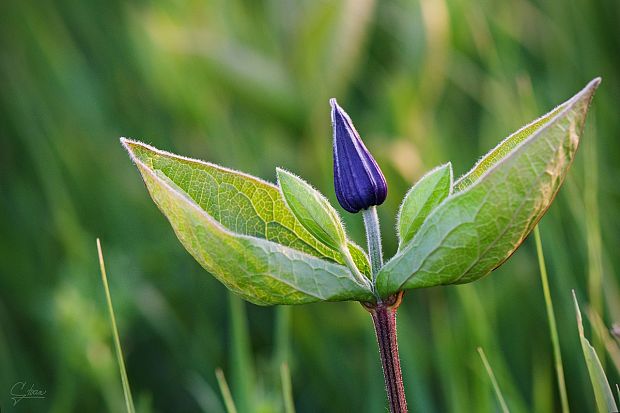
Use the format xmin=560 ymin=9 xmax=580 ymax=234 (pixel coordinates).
xmin=364 ymin=292 xmax=408 ymax=413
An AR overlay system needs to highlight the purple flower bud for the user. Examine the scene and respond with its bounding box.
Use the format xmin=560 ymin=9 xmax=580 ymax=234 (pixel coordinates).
xmin=331 ymin=98 xmax=387 ymax=213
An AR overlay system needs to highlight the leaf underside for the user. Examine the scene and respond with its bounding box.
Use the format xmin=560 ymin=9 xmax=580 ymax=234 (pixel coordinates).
xmin=123 ymin=140 xmax=373 ymax=305
xmin=377 ymin=78 xmax=600 ymax=296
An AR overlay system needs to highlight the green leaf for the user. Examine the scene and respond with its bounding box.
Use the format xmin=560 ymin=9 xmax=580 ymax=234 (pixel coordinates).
xmin=122 ymin=139 xmax=373 ymax=305
xmin=397 ymin=163 xmax=452 ymax=248
xmin=124 ymin=139 xmax=369 ymax=275
xmin=455 ymin=96 xmax=569 ymax=191
xmin=377 ymin=78 xmax=600 ymax=295
xmin=573 ymin=291 xmax=618 ymax=413
xmin=276 ymin=168 xmax=370 ymax=288
xmin=348 ymin=242 xmax=371 ymax=279
xmin=276 ymin=168 xmax=346 ymax=251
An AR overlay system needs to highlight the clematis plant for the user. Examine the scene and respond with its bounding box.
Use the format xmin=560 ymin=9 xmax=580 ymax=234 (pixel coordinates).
xmin=122 ymin=78 xmax=600 ymax=412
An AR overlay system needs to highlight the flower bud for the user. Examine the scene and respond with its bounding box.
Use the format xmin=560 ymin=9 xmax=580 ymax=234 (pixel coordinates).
xmin=330 ymin=98 xmax=387 ymax=213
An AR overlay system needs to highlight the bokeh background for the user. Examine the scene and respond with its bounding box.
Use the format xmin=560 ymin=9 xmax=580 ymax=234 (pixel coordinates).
xmin=1 ymin=0 xmax=619 ymax=412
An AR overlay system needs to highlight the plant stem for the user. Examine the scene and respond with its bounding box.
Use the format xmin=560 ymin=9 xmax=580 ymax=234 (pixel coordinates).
xmin=363 ymin=292 xmax=407 ymax=413
xmin=362 ymin=206 xmax=383 ymax=281
xmin=362 ymin=205 xmax=407 ymax=411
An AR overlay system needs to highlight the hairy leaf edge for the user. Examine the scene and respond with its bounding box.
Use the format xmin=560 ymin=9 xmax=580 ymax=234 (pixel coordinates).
xmin=379 ymin=77 xmax=600 ymax=293
xmin=121 ymin=138 xmax=373 ymax=297
xmin=275 ymin=167 xmax=347 ymax=250
xmin=455 ymin=77 xmax=601 ymax=190
xmin=121 ymin=138 xmax=371 ymax=277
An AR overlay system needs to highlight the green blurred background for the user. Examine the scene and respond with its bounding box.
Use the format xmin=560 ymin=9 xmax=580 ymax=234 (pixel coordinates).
xmin=1 ymin=0 xmax=619 ymax=411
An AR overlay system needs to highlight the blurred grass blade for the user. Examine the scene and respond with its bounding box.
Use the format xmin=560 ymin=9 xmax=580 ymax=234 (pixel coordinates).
xmin=586 ymin=308 xmax=620 ymax=375
xmin=274 ymin=306 xmax=291 ymax=368
xmin=280 ymin=362 xmax=296 ymax=413
xmin=534 ymin=226 xmax=570 ymax=413
xmin=292 ymin=0 xmax=375 ymax=98
xmin=228 ymin=292 xmax=254 ymax=413
xmin=477 ymin=347 xmax=510 ymax=413
xmin=584 ymin=132 xmax=605 ymax=363
xmin=458 ymin=287 xmax=529 ymax=412
xmin=187 ymin=372 xmax=225 ymax=413
xmin=532 ymin=352 xmax=552 ymax=413
xmin=144 ymin=17 xmax=301 ymax=122
xmin=572 ymin=291 xmax=618 ymax=413
xmin=215 ymin=368 xmax=238 ymax=413
xmin=97 ymin=239 xmax=136 ymax=413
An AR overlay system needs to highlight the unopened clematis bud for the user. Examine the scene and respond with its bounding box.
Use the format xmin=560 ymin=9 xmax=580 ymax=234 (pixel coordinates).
xmin=330 ymin=98 xmax=388 ymax=213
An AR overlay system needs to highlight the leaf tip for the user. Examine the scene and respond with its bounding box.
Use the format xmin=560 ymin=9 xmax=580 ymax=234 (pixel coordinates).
xmin=438 ymin=161 xmax=454 ymax=181
xmin=119 ymin=136 xmax=132 ymax=148
xmin=120 ymin=137 xmax=140 ymax=156
xmin=275 ymin=167 xmax=300 ymax=190
xmin=580 ymin=77 xmax=602 ymax=103
xmin=572 ymin=289 xmax=585 ymax=336
xmin=275 ymin=166 xmax=289 ymax=180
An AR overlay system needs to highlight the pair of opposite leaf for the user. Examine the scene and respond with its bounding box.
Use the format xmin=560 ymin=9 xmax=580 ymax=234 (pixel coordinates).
xmin=122 ymin=78 xmax=600 ymax=305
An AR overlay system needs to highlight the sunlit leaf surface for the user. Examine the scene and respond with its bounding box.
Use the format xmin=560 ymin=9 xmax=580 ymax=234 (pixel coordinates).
xmin=123 ymin=139 xmax=373 ymax=305
xmin=377 ymin=78 xmax=600 ymax=295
